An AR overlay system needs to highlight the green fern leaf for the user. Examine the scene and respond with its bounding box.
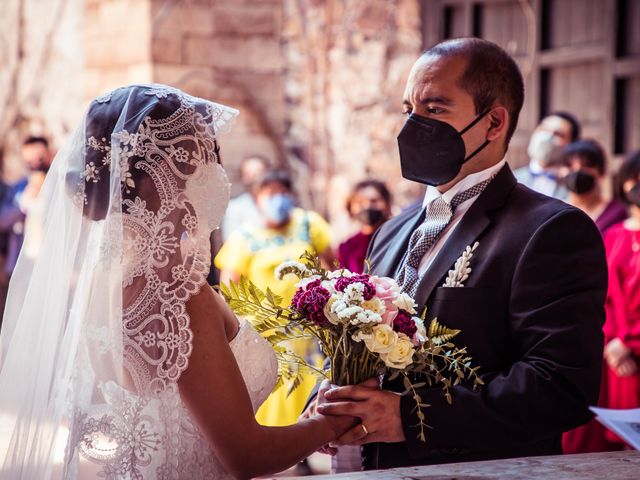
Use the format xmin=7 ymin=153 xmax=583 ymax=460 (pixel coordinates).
xmin=428 ymin=318 xmax=461 ymax=344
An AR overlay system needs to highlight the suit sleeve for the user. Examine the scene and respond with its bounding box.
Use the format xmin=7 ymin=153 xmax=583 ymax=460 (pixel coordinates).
xmin=401 ymin=208 xmax=607 ymax=455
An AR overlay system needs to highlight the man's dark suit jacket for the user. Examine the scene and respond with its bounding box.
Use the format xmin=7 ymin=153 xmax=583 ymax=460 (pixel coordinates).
xmin=362 ymin=164 xmax=607 ymax=469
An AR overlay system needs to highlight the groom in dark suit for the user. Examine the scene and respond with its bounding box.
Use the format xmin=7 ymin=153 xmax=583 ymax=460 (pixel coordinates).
xmin=317 ymin=38 xmax=607 ymax=469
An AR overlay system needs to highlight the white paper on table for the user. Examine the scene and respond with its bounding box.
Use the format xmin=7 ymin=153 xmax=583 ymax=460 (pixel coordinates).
xmin=590 ymin=406 xmax=640 ymax=450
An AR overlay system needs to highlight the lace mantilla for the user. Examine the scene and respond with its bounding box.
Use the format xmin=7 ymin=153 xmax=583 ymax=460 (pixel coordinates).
xmin=63 ymin=85 xmax=246 ymax=477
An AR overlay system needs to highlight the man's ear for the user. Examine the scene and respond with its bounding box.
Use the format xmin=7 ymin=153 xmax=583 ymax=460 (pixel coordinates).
xmin=486 ymin=106 xmax=509 ymax=142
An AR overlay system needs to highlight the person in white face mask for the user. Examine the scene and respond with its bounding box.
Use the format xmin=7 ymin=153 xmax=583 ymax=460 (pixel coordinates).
xmin=514 ymin=111 xmax=581 ymax=199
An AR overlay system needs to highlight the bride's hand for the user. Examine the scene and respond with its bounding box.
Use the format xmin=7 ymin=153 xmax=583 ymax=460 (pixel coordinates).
xmin=311 ymin=380 xmax=357 ymax=455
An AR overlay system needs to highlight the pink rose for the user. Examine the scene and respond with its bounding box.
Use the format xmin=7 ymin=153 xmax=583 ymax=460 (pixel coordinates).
xmin=370 ymin=276 xmax=401 ymax=326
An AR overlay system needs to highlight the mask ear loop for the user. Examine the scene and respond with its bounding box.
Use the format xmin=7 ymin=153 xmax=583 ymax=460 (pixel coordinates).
xmin=459 ymin=108 xmax=493 ymax=163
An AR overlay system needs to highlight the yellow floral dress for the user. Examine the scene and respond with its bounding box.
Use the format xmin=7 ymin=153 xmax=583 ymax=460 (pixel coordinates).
xmin=215 ymin=208 xmax=331 ymax=426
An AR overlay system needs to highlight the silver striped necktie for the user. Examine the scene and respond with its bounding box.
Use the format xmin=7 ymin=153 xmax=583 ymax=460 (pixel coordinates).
xmin=398 ymin=177 xmax=494 ymax=296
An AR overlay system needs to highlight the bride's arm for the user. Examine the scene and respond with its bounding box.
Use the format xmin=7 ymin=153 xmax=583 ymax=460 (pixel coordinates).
xmin=178 ymin=286 xmax=353 ymax=479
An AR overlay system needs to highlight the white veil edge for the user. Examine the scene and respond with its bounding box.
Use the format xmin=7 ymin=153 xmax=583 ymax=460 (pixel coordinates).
xmin=0 ymin=84 xmax=239 ymax=479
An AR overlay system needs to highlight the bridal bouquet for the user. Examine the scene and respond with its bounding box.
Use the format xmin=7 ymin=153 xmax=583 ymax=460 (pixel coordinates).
xmin=220 ymin=252 xmax=483 ymax=441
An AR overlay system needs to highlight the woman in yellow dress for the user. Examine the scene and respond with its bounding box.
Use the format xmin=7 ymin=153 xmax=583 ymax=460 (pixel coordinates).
xmin=216 ymin=169 xmax=332 ymax=426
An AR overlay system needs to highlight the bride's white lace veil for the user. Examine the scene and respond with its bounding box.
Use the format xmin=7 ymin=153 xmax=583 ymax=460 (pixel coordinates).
xmin=0 ymin=84 xmax=238 ymax=478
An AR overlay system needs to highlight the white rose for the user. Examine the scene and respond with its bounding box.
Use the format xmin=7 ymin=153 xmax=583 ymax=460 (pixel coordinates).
xmin=381 ymin=333 xmax=415 ymax=369
xmin=363 ymin=324 xmax=397 ymax=354
xmin=393 ymin=292 xmax=418 ymax=315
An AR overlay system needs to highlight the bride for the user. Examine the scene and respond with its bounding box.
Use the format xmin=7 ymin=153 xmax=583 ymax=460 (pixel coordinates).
xmin=0 ymin=85 xmax=355 ymax=479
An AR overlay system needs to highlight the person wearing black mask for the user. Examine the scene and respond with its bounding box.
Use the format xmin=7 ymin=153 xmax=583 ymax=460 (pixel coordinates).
xmin=560 ymin=140 xmax=627 ymax=236
xmin=337 ymin=180 xmax=392 ymax=274
xmin=560 ymin=141 xmax=628 ymax=455
xmin=314 ymin=38 xmax=607 ymax=471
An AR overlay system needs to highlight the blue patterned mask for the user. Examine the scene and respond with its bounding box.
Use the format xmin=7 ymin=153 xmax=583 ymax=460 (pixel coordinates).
xmin=264 ymin=194 xmax=294 ymax=224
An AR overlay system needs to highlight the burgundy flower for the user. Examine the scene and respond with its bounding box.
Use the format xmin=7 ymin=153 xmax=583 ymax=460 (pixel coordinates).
xmin=393 ymin=309 xmax=417 ymax=337
xmin=334 ymin=274 xmax=376 ymax=301
xmin=291 ymin=283 xmax=331 ymax=326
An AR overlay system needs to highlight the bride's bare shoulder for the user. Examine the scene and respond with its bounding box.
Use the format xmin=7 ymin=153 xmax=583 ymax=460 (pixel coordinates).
xmin=186 ymin=285 xmax=240 ymax=344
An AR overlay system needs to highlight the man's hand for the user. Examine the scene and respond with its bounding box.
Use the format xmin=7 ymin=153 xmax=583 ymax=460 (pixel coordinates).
xmin=317 ymin=378 xmax=405 ymax=446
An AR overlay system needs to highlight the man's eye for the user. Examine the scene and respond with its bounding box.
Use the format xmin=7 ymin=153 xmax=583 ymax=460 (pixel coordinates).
xmin=427 ymin=107 xmax=444 ymax=114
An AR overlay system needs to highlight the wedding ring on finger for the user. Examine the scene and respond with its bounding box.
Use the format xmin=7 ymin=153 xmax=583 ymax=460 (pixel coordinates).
xmin=360 ymin=423 xmax=369 ymax=436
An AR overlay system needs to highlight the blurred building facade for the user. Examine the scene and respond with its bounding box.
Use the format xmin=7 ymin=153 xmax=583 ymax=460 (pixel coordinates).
xmin=1 ymin=0 xmax=639 ymax=240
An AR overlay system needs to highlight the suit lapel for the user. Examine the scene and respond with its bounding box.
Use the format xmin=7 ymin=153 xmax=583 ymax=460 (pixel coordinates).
xmin=373 ymin=205 xmax=425 ymax=278
xmin=414 ymin=164 xmax=517 ymax=304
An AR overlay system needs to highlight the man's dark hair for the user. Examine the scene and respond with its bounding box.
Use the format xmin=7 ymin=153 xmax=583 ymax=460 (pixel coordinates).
xmin=423 ymin=37 xmax=525 ymax=149
xmin=346 ymin=179 xmax=392 ymax=214
xmin=548 ymin=111 xmax=581 ymax=142
xmin=561 ymin=140 xmax=606 ymax=175
xmin=616 ymin=149 xmax=640 ymax=205
xmin=23 ymin=136 xmax=49 ymax=149
xmin=255 ymin=169 xmax=293 ymax=192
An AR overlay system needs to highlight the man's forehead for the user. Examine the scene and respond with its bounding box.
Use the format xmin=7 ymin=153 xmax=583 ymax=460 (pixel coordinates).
xmin=404 ymin=54 xmax=467 ymax=100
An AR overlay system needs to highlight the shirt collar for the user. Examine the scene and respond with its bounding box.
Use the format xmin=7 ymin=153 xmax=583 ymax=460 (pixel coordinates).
xmin=423 ymin=159 xmax=506 ymax=208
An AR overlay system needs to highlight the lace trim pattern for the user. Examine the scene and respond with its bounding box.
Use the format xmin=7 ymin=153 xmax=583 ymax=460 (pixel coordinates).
xmin=63 ymin=85 xmax=247 ymax=479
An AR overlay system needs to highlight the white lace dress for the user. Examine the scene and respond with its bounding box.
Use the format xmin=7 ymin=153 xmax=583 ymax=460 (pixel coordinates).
xmin=68 ymin=322 xmax=277 ymax=479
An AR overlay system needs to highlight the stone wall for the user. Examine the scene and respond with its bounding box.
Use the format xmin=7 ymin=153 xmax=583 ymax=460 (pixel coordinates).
xmin=1 ymin=0 xmax=424 ymax=244
xmin=0 ymin=0 xmax=85 ymax=181
xmin=282 ymin=0 xmax=423 ymax=237
xmin=149 ymin=0 xmax=288 ymax=198
xmin=84 ymin=0 xmax=153 ymax=101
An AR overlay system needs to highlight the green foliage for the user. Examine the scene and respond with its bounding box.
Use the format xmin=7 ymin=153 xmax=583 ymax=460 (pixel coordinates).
xmin=219 ymin=255 xmax=485 ymax=441
xmin=428 ymin=318 xmax=461 ymax=345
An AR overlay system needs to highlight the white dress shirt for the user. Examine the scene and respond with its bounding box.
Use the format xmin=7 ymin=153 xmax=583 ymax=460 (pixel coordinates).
xmin=417 ymin=159 xmax=506 ymax=276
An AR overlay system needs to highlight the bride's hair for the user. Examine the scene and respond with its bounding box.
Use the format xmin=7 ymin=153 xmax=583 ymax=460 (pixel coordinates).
xmin=67 ymin=85 xmax=222 ymax=221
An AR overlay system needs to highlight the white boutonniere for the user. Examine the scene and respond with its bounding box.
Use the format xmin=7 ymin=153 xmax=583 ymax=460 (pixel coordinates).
xmin=442 ymin=242 xmax=479 ymax=287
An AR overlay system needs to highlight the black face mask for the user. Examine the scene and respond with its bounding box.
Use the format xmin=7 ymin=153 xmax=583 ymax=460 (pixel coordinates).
xmin=356 ymin=208 xmax=385 ymax=226
xmin=626 ymin=184 xmax=640 ymax=207
xmin=564 ymin=170 xmax=596 ymax=194
xmin=397 ymin=110 xmax=491 ymax=186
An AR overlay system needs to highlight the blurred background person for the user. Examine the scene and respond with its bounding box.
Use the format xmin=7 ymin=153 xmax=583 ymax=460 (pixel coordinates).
xmin=215 ymin=169 xmax=332 ymax=430
xmin=0 ymin=136 xmax=53 ymax=324
xmin=337 ymin=179 xmax=392 ymax=273
xmin=210 ymin=155 xmax=270 ymax=286
xmin=514 ymin=111 xmax=581 ymax=199
xmin=600 ymin=150 xmax=640 ymax=449
xmin=220 ymin=154 xmax=270 ymax=241
xmin=0 ymin=136 xmax=53 ymax=279
xmin=559 ymin=139 xmax=627 ymax=235
xmin=561 ymin=140 xmax=629 ymax=455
